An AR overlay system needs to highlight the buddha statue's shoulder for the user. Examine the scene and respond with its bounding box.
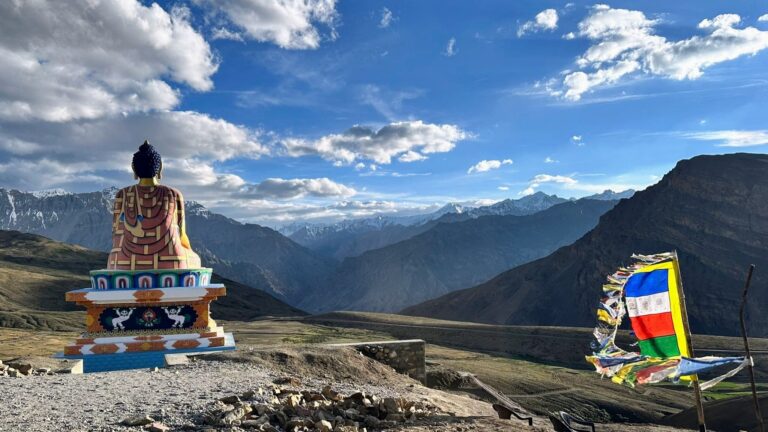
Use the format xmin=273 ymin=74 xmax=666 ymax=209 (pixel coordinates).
xmin=113 ymin=185 xmax=187 ymax=209
xmin=162 ymin=185 xmax=183 ymax=195
xmin=158 ymin=185 xmax=184 ymax=201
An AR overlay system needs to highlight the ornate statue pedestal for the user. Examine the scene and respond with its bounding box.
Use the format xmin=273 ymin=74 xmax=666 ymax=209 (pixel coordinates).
xmin=61 ymin=268 xmax=235 ymax=373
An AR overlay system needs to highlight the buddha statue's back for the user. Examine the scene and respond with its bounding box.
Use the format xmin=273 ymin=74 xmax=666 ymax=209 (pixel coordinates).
xmin=107 ymin=141 xmax=201 ymax=270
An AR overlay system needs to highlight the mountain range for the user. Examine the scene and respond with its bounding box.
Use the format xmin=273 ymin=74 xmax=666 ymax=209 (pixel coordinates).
xmin=301 ymin=198 xmax=618 ymax=313
xmin=403 ymin=153 xmax=768 ymax=337
xmin=0 ymin=187 xmax=629 ymax=311
xmin=286 ymin=191 xmax=631 ymax=261
xmin=0 ymin=229 xmax=304 ymax=331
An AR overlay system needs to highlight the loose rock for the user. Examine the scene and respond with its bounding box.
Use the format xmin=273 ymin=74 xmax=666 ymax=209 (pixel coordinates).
xmin=196 ymin=384 xmax=438 ymax=432
xmin=274 ymin=376 xmax=302 ymax=387
xmin=121 ymin=415 xmax=155 ymax=426
xmin=144 ymin=422 xmax=170 ymax=432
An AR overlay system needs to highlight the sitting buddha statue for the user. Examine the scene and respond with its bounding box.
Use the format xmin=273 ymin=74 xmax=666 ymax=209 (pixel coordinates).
xmin=108 ymin=141 xmax=201 ymax=270
xmin=63 ymin=141 xmax=234 ymax=371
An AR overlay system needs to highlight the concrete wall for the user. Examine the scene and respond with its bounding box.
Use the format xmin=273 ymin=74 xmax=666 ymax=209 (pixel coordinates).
xmin=329 ymin=339 xmax=426 ymax=384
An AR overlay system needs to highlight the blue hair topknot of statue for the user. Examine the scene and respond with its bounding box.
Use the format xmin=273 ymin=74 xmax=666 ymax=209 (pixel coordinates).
xmin=132 ymin=140 xmax=162 ymax=178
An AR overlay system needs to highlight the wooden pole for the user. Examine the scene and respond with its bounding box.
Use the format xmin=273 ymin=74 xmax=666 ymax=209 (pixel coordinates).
xmin=672 ymin=251 xmax=707 ymax=432
xmin=739 ymin=264 xmax=764 ymax=432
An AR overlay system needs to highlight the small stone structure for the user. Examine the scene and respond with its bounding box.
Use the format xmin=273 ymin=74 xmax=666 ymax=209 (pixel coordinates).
xmin=329 ymin=340 xmax=426 ymax=384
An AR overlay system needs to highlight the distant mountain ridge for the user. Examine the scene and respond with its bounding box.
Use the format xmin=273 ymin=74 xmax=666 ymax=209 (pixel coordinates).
xmin=300 ymin=198 xmax=618 ymax=313
xmin=0 ymin=187 xmax=116 ymax=251
xmin=287 ymin=191 xmax=623 ymax=260
xmin=280 ymin=202 xmax=465 ymax=237
xmin=0 ymin=187 xmax=334 ymax=306
xmin=403 ymin=153 xmax=768 ymax=337
xmin=585 ymin=189 xmax=635 ymax=201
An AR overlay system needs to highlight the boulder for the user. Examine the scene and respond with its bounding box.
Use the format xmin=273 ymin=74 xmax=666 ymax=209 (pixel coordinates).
xmin=382 ymin=397 xmax=401 ymax=414
xmin=321 ymin=385 xmax=342 ymax=402
xmin=285 ymin=394 xmax=302 ymax=409
xmin=6 ymin=361 xmax=32 ymax=375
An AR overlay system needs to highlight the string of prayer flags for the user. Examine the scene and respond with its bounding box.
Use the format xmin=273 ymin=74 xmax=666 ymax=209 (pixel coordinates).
xmin=586 ymin=253 xmax=750 ymax=390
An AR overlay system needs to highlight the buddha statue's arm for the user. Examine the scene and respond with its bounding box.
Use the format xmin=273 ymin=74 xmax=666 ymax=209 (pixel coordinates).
xmin=175 ymin=190 xmax=192 ymax=250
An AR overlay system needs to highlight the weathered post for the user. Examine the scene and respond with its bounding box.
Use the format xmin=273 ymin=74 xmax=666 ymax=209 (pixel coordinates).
xmin=739 ymin=264 xmax=763 ymax=432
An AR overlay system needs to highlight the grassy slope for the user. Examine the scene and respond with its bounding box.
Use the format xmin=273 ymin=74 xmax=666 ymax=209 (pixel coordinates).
xmin=0 ymin=230 xmax=305 ymax=331
xmin=0 ymin=230 xmax=100 ymax=330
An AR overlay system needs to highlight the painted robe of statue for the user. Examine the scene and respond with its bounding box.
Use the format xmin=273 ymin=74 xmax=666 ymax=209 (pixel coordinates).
xmin=107 ymin=142 xmax=201 ymax=270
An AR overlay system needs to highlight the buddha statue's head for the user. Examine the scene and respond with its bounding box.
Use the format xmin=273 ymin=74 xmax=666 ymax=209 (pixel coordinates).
xmin=132 ymin=140 xmax=162 ymax=181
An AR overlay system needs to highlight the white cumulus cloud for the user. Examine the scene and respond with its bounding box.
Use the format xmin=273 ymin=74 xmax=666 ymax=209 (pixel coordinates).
xmin=518 ymin=9 xmax=559 ymax=37
xmin=554 ymin=6 xmax=768 ymax=100
xmin=0 ymin=0 xmax=217 ymax=123
xmin=195 ymin=0 xmax=339 ymax=49
xmin=759 ymin=14 xmax=768 ymax=22
xmin=281 ymin=120 xmax=468 ymax=165
xmin=467 ymin=159 xmax=513 ymax=174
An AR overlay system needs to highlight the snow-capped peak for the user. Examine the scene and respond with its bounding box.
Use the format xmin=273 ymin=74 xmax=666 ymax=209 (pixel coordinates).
xmin=31 ymin=188 xmax=72 ymax=198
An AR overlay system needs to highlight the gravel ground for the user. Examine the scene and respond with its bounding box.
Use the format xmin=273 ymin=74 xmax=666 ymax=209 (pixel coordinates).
xmin=3 ymin=360 xmax=273 ymax=431
xmin=0 ymin=347 xmax=694 ymax=432
xmin=0 ymin=347 xmax=485 ymax=432
xmin=1 ymin=358 xmax=422 ymax=431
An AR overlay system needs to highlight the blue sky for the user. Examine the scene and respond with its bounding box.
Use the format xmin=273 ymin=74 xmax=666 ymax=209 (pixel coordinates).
xmin=0 ymin=1 xmax=767 ymax=226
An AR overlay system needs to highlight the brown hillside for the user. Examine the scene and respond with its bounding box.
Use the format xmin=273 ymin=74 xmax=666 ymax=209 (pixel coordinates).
xmin=0 ymin=230 xmax=304 ymax=331
xmin=404 ymin=153 xmax=768 ymax=337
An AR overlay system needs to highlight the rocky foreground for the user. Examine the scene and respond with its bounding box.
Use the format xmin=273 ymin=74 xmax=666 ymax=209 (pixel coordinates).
xmin=1 ymin=346 xmax=688 ymax=432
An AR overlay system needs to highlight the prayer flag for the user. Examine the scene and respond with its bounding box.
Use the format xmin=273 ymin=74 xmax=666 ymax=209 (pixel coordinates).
xmin=624 ymin=261 xmax=690 ymax=359
xmin=585 ymin=252 xmax=749 ymax=390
